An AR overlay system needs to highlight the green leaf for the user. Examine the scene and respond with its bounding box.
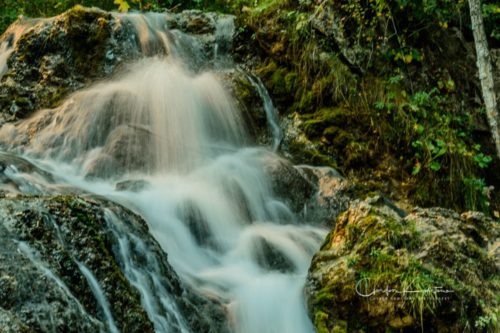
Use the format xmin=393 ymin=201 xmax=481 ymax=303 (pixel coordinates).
xmin=374 ymin=101 xmax=385 ymax=110
xmin=412 ymin=162 xmax=421 ymax=175
xmin=114 ymin=0 xmax=130 ymax=12
xmin=429 ymin=161 xmax=441 ymax=171
xmin=414 ymin=124 xmax=425 ymax=134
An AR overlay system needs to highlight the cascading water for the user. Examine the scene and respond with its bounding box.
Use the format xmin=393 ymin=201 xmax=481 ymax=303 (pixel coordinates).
xmin=0 ymin=11 xmax=327 ymax=333
xmin=246 ymin=73 xmax=283 ymax=151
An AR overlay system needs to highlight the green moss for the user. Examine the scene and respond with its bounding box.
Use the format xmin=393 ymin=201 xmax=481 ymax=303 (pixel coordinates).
xmin=331 ymin=320 xmax=347 ymax=333
xmin=284 ymin=71 xmax=298 ymax=92
xmin=302 ymin=148 xmax=336 ymax=167
xmin=314 ymin=310 xmax=330 ymax=333
xmin=301 ymin=108 xmax=347 ymax=135
xmin=63 ymin=7 xmax=112 ymax=76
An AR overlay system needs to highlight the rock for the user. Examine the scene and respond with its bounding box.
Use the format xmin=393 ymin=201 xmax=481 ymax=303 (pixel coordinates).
xmin=297 ymin=165 xmax=352 ymax=226
xmin=0 ymin=151 xmax=56 ymax=195
xmin=261 ymin=152 xmax=354 ymax=227
xmin=0 ymin=7 xmax=119 ymax=120
xmin=264 ymin=156 xmax=316 ymax=214
xmin=262 ymin=153 xmax=352 ymax=226
xmin=219 ymin=69 xmax=270 ymax=145
xmin=85 ymin=125 xmax=154 ymax=179
xmin=115 ymin=179 xmax=150 ymax=192
xmin=310 ymin=5 xmax=367 ymax=75
xmin=306 ymin=197 xmax=500 ymax=332
xmin=0 ymin=194 xmax=228 ymax=333
xmin=280 ymin=112 xmax=338 ymax=168
xmin=0 ymin=7 xmax=235 ymax=122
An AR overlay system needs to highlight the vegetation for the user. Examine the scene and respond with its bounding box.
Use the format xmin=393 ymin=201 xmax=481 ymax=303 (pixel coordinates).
xmin=223 ymin=0 xmax=500 ymax=214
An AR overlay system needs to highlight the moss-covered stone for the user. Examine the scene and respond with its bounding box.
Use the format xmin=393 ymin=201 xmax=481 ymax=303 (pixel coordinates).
xmin=306 ymin=197 xmax=500 ymax=332
xmin=0 ymin=194 xmax=229 ymax=333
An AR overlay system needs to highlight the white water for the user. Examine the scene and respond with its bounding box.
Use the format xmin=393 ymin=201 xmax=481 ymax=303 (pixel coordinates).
xmin=0 ymin=41 xmax=13 ymax=78
xmin=105 ymin=209 xmax=190 ymax=333
xmin=0 ymin=12 xmax=326 ymax=333
xmin=77 ymin=262 xmax=120 ymax=333
xmin=246 ymin=74 xmax=283 ymax=150
xmin=214 ymin=16 xmax=235 ymax=69
xmin=16 ymin=241 xmax=106 ymax=333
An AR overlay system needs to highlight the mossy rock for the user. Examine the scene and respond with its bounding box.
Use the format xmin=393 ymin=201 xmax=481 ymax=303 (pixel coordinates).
xmin=306 ymin=197 xmax=500 ymax=332
xmin=0 ymin=7 xmax=117 ymax=119
xmin=0 ymin=194 xmax=229 ymax=333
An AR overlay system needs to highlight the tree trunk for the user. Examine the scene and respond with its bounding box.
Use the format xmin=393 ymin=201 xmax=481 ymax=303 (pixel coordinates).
xmin=468 ymin=0 xmax=500 ymax=160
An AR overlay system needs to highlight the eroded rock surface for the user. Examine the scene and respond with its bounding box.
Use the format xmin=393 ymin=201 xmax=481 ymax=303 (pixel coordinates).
xmin=0 ymin=194 xmax=227 ymax=333
xmin=306 ymin=197 xmax=500 ymax=332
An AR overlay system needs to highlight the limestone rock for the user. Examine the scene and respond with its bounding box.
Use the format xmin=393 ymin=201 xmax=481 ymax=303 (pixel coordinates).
xmin=306 ymin=197 xmax=500 ymax=332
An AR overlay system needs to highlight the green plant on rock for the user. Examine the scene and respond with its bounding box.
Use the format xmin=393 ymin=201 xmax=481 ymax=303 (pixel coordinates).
xmin=475 ymin=301 xmax=499 ymax=333
xmin=371 ymin=76 xmax=493 ymax=212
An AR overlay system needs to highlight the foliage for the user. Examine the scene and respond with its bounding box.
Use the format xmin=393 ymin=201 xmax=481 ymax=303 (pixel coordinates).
xmin=373 ymin=79 xmax=494 ymax=211
xmin=483 ymin=1 xmax=500 ymax=44
xmin=234 ymin=0 xmax=498 ymax=213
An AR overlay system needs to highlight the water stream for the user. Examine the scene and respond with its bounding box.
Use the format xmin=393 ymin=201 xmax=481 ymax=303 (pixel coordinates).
xmin=0 ymin=11 xmax=326 ymax=333
xmin=246 ymin=74 xmax=283 ymax=150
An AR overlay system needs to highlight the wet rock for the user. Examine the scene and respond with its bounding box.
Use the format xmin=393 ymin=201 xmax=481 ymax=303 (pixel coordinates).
xmin=85 ymin=125 xmax=154 ymax=179
xmin=263 ymin=155 xmax=352 ymax=226
xmin=0 ymin=7 xmax=236 ymax=122
xmin=219 ymin=69 xmax=270 ymax=145
xmin=115 ymin=179 xmax=150 ymax=192
xmin=177 ymin=200 xmax=218 ymax=250
xmin=0 ymin=152 xmax=55 ymax=194
xmin=0 ymin=194 xmax=228 ymax=333
xmin=252 ymin=236 xmax=296 ymax=273
xmin=296 ymin=165 xmax=352 ymax=226
xmin=306 ymin=197 xmax=500 ymax=332
xmin=264 ymin=156 xmax=316 ymax=214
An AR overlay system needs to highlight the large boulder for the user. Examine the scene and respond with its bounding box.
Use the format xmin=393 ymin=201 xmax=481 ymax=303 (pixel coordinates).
xmin=306 ymin=196 xmax=499 ymax=332
xmin=0 ymin=6 xmax=237 ymax=122
xmin=0 ymin=194 xmax=227 ymax=333
xmin=0 ymin=7 xmax=121 ymax=120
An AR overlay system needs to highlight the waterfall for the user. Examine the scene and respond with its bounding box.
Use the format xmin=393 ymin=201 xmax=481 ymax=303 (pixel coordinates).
xmin=105 ymin=209 xmax=191 ymax=333
xmin=214 ymin=16 xmax=235 ymax=69
xmin=0 ymin=10 xmax=326 ymax=333
xmin=15 ymin=241 xmax=106 ymax=332
xmin=1 ymin=57 xmax=244 ymax=177
xmin=246 ymin=74 xmax=283 ymax=150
